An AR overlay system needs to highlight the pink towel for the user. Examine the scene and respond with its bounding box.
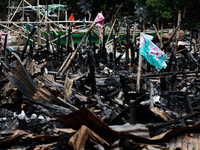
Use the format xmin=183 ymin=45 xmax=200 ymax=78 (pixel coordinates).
xmin=94 ymin=13 xmax=105 ymax=29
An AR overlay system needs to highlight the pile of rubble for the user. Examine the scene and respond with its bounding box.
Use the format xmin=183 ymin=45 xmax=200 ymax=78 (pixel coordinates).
xmin=0 ymin=18 xmax=200 ymax=149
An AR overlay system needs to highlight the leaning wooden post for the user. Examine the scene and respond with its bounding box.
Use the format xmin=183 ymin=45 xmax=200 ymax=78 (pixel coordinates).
xmin=58 ymin=22 xmax=96 ymax=76
xmin=136 ymin=22 xmax=145 ymax=92
xmin=37 ymin=0 xmax=41 ymax=46
xmin=175 ymin=10 xmax=181 ymax=54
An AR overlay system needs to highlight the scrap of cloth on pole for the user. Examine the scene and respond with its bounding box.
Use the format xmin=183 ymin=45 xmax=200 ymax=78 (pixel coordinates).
xmin=139 ymin=32 xmax=167 ymax=69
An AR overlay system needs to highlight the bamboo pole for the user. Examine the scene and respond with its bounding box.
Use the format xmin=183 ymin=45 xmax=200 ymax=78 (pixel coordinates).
xmin=37 ymin=0 xmax=41 ymax=46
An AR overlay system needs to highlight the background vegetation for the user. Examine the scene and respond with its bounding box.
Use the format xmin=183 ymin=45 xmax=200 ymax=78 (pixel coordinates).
xmin=1 ymin=0 xmax=200 ymax=29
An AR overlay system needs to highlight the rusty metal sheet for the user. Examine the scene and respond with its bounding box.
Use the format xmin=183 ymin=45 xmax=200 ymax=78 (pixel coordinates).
xmin=56 ymin=107 xmax=200 ymax=145
xmin=68 ymin=125 xmax=109 ymax=150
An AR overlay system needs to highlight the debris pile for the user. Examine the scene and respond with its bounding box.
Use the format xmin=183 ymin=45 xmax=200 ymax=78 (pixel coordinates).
xmin=0 ymin=4 xmax=200 ymax=150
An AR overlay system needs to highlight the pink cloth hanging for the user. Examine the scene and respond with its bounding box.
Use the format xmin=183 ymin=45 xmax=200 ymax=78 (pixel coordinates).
xmin=94 ymin=13 xmax=105 ymax=29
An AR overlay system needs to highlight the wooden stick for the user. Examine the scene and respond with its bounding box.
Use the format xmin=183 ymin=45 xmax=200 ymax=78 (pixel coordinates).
xmin=106 ymin=19 xmax=116 ymax=43
xmin=57 ymin=53 xmax=72 ymax=76
xmin=153 ymin=24 xmax=160 ymax=40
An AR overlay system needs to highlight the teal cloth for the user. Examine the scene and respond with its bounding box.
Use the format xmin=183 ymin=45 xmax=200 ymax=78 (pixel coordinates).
xmin=139 ymin=32 xmax=167 ymax=69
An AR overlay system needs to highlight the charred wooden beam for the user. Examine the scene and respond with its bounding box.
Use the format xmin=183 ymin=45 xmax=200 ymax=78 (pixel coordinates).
xmin=20 ymin=27 xmax=36 ymax=61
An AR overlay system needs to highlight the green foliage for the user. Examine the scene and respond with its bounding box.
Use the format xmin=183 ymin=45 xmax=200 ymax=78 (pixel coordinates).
xmin=127 ymin=0 xmax=191 ymax=20
xmin=146 ymin=0 xmax=173 ymax=20
xmin=100 ymin=0 xmax=107 ymax=11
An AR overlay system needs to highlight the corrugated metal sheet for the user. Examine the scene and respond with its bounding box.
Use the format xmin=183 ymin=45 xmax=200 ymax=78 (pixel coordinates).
xmin=168 ymin=133 xmax=200 ymax=150
xmin=110 ymin=124 xmax=150 ymax=139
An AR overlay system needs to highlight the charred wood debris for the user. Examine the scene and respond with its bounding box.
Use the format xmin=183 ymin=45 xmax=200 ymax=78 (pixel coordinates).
xmin=0 ymin=22 xmax=200 ymax=150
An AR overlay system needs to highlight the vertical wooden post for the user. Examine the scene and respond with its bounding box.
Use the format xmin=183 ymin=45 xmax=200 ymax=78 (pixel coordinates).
xmin=136 ymin=22 xmax=145 ymax=92
xmin=175 ymin=10 xmax=181 ymax=54
xmin=65 ymin=10 xmax=68 ymax=49
xmin=37 ymin=0 xmax=41 ymax=46
xmin=88 ymin=50 xmax=96 ymax=95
